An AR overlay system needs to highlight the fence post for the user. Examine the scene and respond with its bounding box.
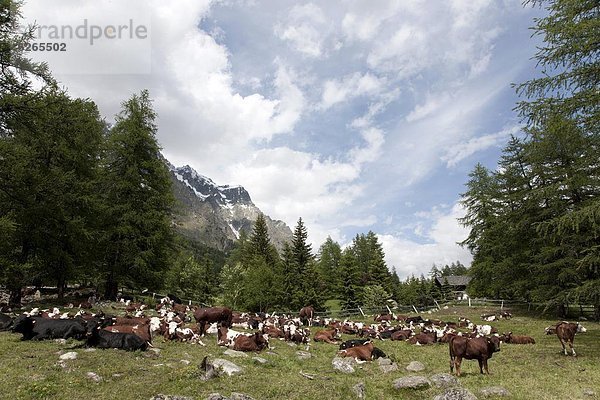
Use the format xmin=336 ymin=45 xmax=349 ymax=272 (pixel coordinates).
xmin=152 ymin=292 xmax=155 ymax=299
xmin=434 ymin=300 xmax=441 ymax=310
xmin=358 ymin=307 xmax=365 ymax=317
xmin=412 ymin=305 xmax=419 ymax=314
xmin=501 ymin=300 xmax=504 ymax=311
xmin=386 ymin=305 xmax=392 ymax=315
xmin=468 ymin=298 xmax=471 ymax=307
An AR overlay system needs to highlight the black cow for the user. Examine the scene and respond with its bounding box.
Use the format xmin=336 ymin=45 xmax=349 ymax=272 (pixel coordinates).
xmin=86 ymin=321 xmax=147 ymax=351
xmin=339 ymin=338 xmax=371 ymax=350
xmin=167 ymin=293 xmax=183 ymax=305
xmin=0 ymin=313 xmax=13 ymax=331
xmin=12 ymin=315 xmax=86 ymax=341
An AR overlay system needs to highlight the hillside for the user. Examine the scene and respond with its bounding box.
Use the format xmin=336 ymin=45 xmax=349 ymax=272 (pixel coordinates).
xmin=167 ymin=161 xmax=292 ymax=252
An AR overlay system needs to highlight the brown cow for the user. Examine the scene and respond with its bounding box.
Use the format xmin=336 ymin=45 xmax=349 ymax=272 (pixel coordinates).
xmin=113 ymin=316 xmax=150 ymax=326
xmin=449 ymin=335 xmax=501 ymax=376
xmin=390 ymin=329 xmax=413 ymax=341
xmin=299 ymin=306 xmax=314 ymax=327
xmin=556 ymin=321 xmax=586 ymax=356
xmin=104 ymin=324 xmax=152 ymax=345
xmin=232 ymin=332 xmax=269 ymax=352
xmin=338 ymin=341 xmax=387 ymax=361
xmin=408 ymin=332 xmax=436 ymax=345
xmin=314 ymin=328 xmax=341 ymax=344
xmin=194 ymin=307 xmax=233 ymax=336
xmin=503 ymin=332 xmax=535 ymax=344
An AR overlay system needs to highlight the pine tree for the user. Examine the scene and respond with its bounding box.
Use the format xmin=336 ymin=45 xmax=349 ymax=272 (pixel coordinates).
xmin=316 ymin=236 xmax=343 ymax=296
xmin=99 ymin=90 xmax=174 ymax=299
xmin=340 ymin=248 xmax=361 ymax=311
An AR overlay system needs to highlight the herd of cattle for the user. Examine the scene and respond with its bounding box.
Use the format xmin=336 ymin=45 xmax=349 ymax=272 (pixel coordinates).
xmin=0 ymin=298 xmax=589 ymax=376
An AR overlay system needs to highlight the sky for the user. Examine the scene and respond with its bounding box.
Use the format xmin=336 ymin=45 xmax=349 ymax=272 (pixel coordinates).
xmin=22 ymin=0 xmax=547 ymax=279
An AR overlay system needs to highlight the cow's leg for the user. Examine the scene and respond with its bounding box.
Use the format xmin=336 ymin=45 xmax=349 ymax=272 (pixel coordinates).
xmin=478 ymin=359 xmax=484 ymax=374
xmin=199 ymin=321 xmax=206 ymax=337
xmin=483 ymin=358 xmax=490 ymax=374
xmin=455 ymin=356 xmax=462 ymax=376
xmin=559 ymin=337 xmax=567 ymax=355
xmin=569 ymin=340 xmax=576 ymax=357
xmin=449 ymin=355 xmax=455 ymax=373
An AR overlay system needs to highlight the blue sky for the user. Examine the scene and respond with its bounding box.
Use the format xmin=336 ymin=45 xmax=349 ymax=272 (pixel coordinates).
xmin=23 ymin=0 xmax=547 ymax=278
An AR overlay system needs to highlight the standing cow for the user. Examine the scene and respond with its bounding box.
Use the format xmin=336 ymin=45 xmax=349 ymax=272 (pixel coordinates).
xmin=299 ymin=306 xmax=314 ymax=327
xmin=449 ymin=335 xmax=501 ymax=376
xmin=194 ymin=307 xmax=233 ymax=336
xmin=555 ymin=321 xmax=586 ymax=356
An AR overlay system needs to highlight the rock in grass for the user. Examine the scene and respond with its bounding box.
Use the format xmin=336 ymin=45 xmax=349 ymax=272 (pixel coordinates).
xmin=230 ymin=393 xmax=256 ymax=400
xmin=406 ymin=361 xmax=425 ymax=372
xmin=212 ymin=359 xmax=243 ymax=376
xmin=480 ymin=387 xmax=510 ymax=397
xmin=332 ymin=357 xmax=356 ymax=374
xmin=151 ymin=396 xmax=194 ymax=400
xmin=379 ymin=363 xmax=399 ymax=374
xmin=583 ymin=389 xmax=596 ymax=397
xmin=392 ymin=376 xmax=430 ymax=390
xmin=352 ymin=382 xmax=366 ymax=399
xmin=296 ymin=351 xmax=312 ymax=360
xmin=377 ymin=357 xmax=392 ymax=366
xmin=430 ymin=373 xmax=459 ymax=388
xmin=224 ymin=349 xmax=248 ymax=358
xmin=59 ymin=352 xmax=77 ymax=360
xmin=206 ymin=395 xmax=228 ymax=400
xmin=86 ymin=372 xmax=102 ymax=382
xmin=434 ymin=387 xmax=478 ymax=400
xmin=252 ymin=356 xmax=268 ymax=364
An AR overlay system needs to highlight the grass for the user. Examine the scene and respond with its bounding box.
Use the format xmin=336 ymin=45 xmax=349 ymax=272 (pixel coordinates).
xmin=1 ymin=305 xmax=598 ymax=400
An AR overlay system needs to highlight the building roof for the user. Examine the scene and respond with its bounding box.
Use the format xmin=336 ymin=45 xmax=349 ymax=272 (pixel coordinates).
xmin=435 ymin=275 xmax=472 ymax=287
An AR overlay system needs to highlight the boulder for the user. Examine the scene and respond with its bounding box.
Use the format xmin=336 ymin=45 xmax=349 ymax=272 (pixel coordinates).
xmin=429 ymin=373 xmax=459 ymax=388
xmin=352 ymin=382 xmax=366 ymax=399
xmin=379 ymin=363 xmax=399 ymax=374
xmin=480 ymin=387 xmax=510 ymax=397
xmin=296 ymin=351 xmax=312 ymax=360
xmin=332 ymin=357 xmax=356 ymax=374
xmin=86 ymin=372 xmax=102 ymax=383
xmin=212 ymin=359 xmax=243 ymax=376
xmin=206 ymin=394 xmax=228 ymax=400
xmin=406 ymin=361 xmax=425 ymax=372
xmin=434 ymin=387 xmax=478 ymax=400
xmin=377 ymin=357 xmax=392 ymax=366
xmin=223 ymin=349 xmax=248 ymax=358
xmin=59 ymin=352 xmax=77 ymax=361
xmin=392 ymin=376 xmax=430 ymax=390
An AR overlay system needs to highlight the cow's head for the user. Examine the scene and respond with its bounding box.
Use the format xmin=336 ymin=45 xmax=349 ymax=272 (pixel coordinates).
xmin=577 ymin=323 xmax=587 ymax=333
xmin=488 ymin=335 xmax=501 ymax=353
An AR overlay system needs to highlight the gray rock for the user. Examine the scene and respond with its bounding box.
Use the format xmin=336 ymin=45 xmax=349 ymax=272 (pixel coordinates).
xmin=223 ymin=349 xmax=248 ymax=358
xmin=434 ymin=387 xmax=478 ymax=400
xmin=252 ymin=356 xmax=268 ymax=364
xmin=392 ymin=376 xmax=430 ymax=390
xmin=377 ymin=357 xmax=392 ymax=366
xmin=86 ymin=372 xmax=102 ymax=382
xmin=54 ymin=339 xmax=67 ymax=344
xmin=84 ymin=348 xmax=97 ymax=352
xmin=150 ymin=396 xmax=194 ymax=400
xmin=265 ymin=351 xmax=279 ymax=357
xmin=480 ymin=387 xmax=510 ymax=397
xmin=212 ymin=358 xmax=243 ymax=376
xmin=352 ymin=382 xmax=366 ymax=399
xmin=406 ymin=361 xmax=425 ymax=372
xmin=583 ymin=389 xmax=596 ymax=397
xmin=296 ymin=351 xmax=312 ymax=360
xmin=59 ymin=352 xmax=77 ymax=360
xmin=430 ymin=373 xmax=459 ymax=388
xmin=206 ymin=395 xmax=228 ymax=400
xmin=230 ymin=394 xmax=255 ymax=400
xmin=332 ymin=357 xmax=356 ymax=374
xmin=180 ymin=360 xmax=191 ymax=365
xmin=379 ymin=363 xmax=399 ymax=374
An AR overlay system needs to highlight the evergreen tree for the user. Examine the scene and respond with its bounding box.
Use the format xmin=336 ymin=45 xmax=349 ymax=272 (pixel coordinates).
xmin=340 ymin=248 xmax=361 ymax=311
xmin=289 ymin=218 xmax=323 ymax=310
xmin=365 ymin=231 xmax=393 ymax=293
xmin=316 ymin=236 xmax=343 ymax=296
xmin=99 ymin=90 xmax=174 ymax=299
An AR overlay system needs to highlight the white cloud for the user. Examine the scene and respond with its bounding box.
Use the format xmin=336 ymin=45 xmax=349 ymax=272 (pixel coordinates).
xmin=442 ymin=125 xmax=522 ymax=167
xmin=275 ymin=3 xmax=328 ymax=58
xmin=320 ymin=72 xmax=386 ymax=109
xmin=379 ymin=203 xmax=472 ymax=279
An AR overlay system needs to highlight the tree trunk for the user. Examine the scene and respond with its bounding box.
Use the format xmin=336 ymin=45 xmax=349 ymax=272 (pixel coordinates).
xmin=57 ymin=275 xmax=65 ymax=299
xmin=8 ymin=287 xmax=22 ymax=308
xmin=104 ymin=273 xmax=119 ymax=300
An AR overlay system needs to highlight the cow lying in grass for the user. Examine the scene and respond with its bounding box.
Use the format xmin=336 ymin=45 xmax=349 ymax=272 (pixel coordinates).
xmin=12 ymin=315 xmax=86 ymax=341
xmin=313 ymin=328 xmax=341 ymax=344
xmin=502 ymin=332 xmax=535 ymax=344
xmin=86 ymin=321 xmax=147 ymax=351
xmin=337 ymin=341 xmax=387 ymax=362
